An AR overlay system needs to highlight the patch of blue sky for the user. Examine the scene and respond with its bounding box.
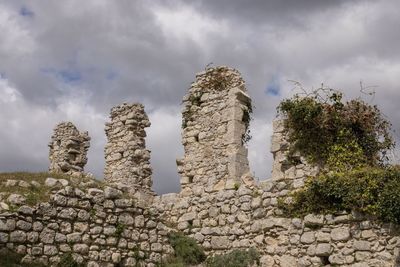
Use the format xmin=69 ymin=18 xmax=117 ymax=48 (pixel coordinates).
xmin=265 ymin=75 xmax=281 ymax=96
xmin=19 ymin=6 xmax=34 ymax=17
xmin=40 ymin=67 xmax=82 ymax=84
xmin=106 ymin=70 xmax=118 ymax=80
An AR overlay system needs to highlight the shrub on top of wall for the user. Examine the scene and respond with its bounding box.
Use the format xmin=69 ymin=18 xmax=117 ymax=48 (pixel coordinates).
xmin=280 ymin=166 xmax=400 ymax=224
xmin=277 ymin=87 xmax=400 ymax=223
xmin=277 ymin=87 xmax=394 ymax=170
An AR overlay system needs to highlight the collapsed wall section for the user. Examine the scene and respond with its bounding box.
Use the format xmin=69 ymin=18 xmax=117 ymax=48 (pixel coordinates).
xmin=268 ymin=119 xmax=319 ymax=192
xmin=104 ymin=103 xmax=153 ymax=194
xmin=178 ymin=66 xmax=252 ymax=195
xmin=48 ymin=122 xmax=90 ymax=176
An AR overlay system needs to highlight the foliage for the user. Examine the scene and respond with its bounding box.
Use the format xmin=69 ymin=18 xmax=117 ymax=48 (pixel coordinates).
xmin=280 ymin=166 xmax=400 ymax=224
xmin=0 ymin=248 xmax=46 ymax=267
xmin=57 ymin=253 xmax=85 ymax=267
xmin=277 ymin=87 xmax=394 ymax=170
xmin=205 ymin=248 xmax=260 ymax=267
xmin=115 ymin=223 xmax=125 ymax=238
xmin=167 ymin=232 xmax=206 ymax=265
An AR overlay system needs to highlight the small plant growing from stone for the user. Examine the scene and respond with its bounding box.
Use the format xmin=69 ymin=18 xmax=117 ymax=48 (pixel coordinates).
xmin=233 ymin=183 xmax=240 ymax=191
xmin=205 ymin=248 xmax=260 ymax=267
xmin=56 ymin=253 xmax=85 ymax=267
xmin=115 ymin=223 xmax=126 ymax=238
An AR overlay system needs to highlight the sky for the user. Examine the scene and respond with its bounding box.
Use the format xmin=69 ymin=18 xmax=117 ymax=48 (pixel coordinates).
xmin=1 ymin=0 xmax=400 ymax=194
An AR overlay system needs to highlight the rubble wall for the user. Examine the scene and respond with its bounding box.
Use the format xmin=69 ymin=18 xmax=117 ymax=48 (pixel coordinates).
xmin=153 ymin=117 xmax=400 ymax=267
xmin=48 ymin=122 xmax=90 ymax=176
xmin=0 ymin=182 xmax=172 ymax=267
xmin=104 ymin=103 xmax=153 ymax=194
xmin=2 ymin=67 xmax=400 ymax=267
xmin=178 ymin=66 xmax=252 ymax=195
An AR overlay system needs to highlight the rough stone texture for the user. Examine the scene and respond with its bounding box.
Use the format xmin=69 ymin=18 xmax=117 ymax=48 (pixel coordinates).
xmin=48 ymin=122 xmax=90 ymax=176
xmin=2 ymin=66 xmax=400 ymax=267
xmin=0 ymin=185 xmax=172 ymax=267
xmin=178 ymin=66 xmax=253 ymax=195
xmin=104 ymin=103 xmax=153 ymax=195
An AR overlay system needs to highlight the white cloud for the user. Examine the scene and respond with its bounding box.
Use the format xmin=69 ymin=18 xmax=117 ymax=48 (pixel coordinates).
xmin=153 ymin=4 xmax=228 ymax=49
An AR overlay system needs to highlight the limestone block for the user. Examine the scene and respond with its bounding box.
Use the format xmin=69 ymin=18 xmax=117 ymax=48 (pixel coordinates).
xmin=210 ymin=236 xmax=229 ymax=249
xmin=331 ymin=227 xmax=351 ymax=241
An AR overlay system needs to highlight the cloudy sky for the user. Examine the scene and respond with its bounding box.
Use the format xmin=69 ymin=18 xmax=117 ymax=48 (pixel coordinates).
xmin=1 ymin=0 xmax=400 ymax=194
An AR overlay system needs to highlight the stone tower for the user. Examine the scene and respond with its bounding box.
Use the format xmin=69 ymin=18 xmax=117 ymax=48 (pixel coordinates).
xmin=48 ymin=122 xmax=90 ymax=176
xmin=177 ymin=66 xmax=252 ymax=195
xmin=104 ymin=103 xmax=153 ymax=194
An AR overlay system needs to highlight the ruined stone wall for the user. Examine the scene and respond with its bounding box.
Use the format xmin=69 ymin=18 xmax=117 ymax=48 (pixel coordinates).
xmin=104 ymin=103 xmax=153 ymax=194
xmin=3 ymin=67 xmax=400 ymax=267
xmin=152 ymin=115 xmax=400 ymax=266
xmin=0 ymin=179 xmax=172 ymax=267
xmin=155 ymin=182 xmax=400 ymax=267
xmin=178 ymin=66 xmax=252 ymax=195
xmin=48 ymin=122 xmax=90 ymax=176
xmin=269 ymin=118 xmax=319 ymax=194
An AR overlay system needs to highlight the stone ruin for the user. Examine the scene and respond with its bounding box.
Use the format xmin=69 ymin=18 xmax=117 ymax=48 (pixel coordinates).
xmin=48 ymin=122 xmax=90 ymax=176
xmin=177 ymin=66 xmax=253 ymax=195
xmin=269 ymin=119 xmax=319 ymax=191
xmin=1 ymin=66 xmax=399 ymax=266
xmin=104 ymin=103 xmax=153 ymax=195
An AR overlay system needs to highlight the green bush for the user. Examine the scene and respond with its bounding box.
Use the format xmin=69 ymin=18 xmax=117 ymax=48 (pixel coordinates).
xmin=0 ymin=248 xmax=46 ymax=267
xmin=57 ymin=253 xmax=85 ymax=267
xmin=205 ymin=248 xmax=260 ymax=267
xmin=167 ymin=232 xmax=206 ymax=265
xmin=278 ymin=88 xmax=394 ymax=170
xmin=280 ymin=166 xmax=400 ymax=224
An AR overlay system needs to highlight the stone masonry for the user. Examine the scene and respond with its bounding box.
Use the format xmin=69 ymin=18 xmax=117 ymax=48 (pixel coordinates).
xmin=0 ymin=179 xmax=173 ymax=267
xmin=1 ymin=66 xmax=400 ymax=267
xmin=177 ymin=66 xmax=253 ymax=195
xmin=48 ymin=122 xmax=90 ymax=176
xmin=104 ymin=103 xmax=153 ymax=194
xmin=268 ymin=118 xmax=319 ymax=193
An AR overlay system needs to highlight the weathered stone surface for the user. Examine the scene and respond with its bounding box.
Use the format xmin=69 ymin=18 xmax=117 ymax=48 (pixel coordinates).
xmin=210 ymin=236 xmax=229 ymax=249
xmin=331 ymin=227 xmax=351 ymax=241
xmin=104 ymin=103 xmax=153 ymax=195
xmin=178 ymin=66 xmax=252 ymax=193
xmin=354 ymin=240 xmax=371 ymax=251
xmin=304 ymin=214 xmax=324 ymax=227
xmin=315 ymin=243 xmax=333 ymax=256
xmin=48 ymin=122 xmax=90 ymax=176
xmin=7 ymin=194 xmax=26 ymax=205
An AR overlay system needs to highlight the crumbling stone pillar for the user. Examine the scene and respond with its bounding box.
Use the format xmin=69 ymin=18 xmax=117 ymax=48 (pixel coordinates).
xmin=270 ymin=119 xmax=319 ymax=190
xmin=104 ymin=103 xmax=153 ymax=194
xmin=177 ymin=66 xmax=252 ymax=195
xmin=48 ymin=122 xmax=90 ymax=176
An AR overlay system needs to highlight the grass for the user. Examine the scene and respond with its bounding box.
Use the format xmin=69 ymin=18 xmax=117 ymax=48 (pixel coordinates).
xmin=0 ymin=172 xmax=103 ymax=207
